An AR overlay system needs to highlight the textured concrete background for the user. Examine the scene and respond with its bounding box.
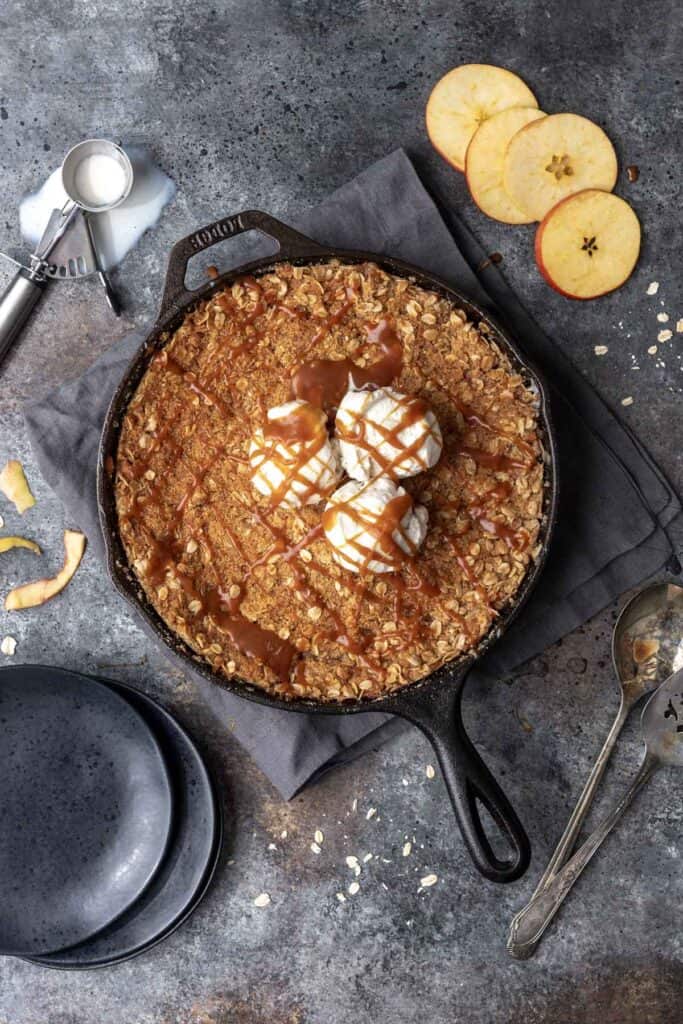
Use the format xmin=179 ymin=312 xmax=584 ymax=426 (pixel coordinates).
xmin=0 ymin=1 xmax=681 ymax=1021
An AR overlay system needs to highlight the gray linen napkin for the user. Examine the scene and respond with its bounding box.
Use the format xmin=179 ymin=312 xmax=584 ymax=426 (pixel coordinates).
xmin=24 ymin=149 xmax=683 ymax=798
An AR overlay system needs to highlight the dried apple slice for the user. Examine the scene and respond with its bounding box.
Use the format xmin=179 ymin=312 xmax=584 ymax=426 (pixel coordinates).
xmin=426 ymin=64 xmax=538 ymax=173
xmin=466 ymin=107 xmax=547 ymax=223
xmin=535 ymin=189 xmax=641 ymax=300
xmin=0 ymin=536 xmax=41 ymax=555
xmin=503 ymin=113 xmax=618 ymax=221
xmin=0 ymin=460 xmax=36 ymax=514
xmin=5 ymin=529 xmax=85 ymax=610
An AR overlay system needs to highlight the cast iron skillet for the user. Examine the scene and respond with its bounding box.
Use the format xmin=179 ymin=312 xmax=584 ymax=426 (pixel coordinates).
xmin=98 ymin=210 xmax=558 ymax=884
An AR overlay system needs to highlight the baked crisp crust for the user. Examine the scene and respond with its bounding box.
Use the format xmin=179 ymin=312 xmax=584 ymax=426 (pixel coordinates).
xmin=115 ymin=260 xmax=544 ymax=701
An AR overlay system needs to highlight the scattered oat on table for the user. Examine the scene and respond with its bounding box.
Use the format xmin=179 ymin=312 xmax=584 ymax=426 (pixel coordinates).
xmin=425 ymin=764 xmax=435 ymax=779
xmin=268 ymin=843 xmax=277 ymax=851
xmin=676 ymin=319 xmax=683 ymax=333
xmin=0 ymin=514 xmax=4 ymax=529
xmin=310 ymin=842 xmax=321 ymax=855
xmin=1 ymin=636 xmax=17 ymax=656
xmin=253 ymin=893 xmax=271 ymax=908
xmin=648 ymin=345 xmax=658 ymax=355
xmin=314 ymin=830 xmax=324 ymax=845
xmin=336 ymin=892 xmax=346 ymax=903
xmin=420 ymin=873 xmax=438 ymax=888
xmin=402 ymin=842 xmax=412 ymax=857
xmin=657 ymin=312 xmax=669 ymax=323
xmin=351 ymin=798 xmax=358 ymax=812
xmin=594 ymin=344 xmax=608 ymax=356
xmin=658 ymin=329 xmax=673 ymax=343
xmin=363 ymin=853 xmax=373 ymax=863
xmin=348 ymin=881 xmax=360 ymax=896
xmin=366 ymin=807 xmax=377 ymax=820
xmin=621 ymin=396 xmax=634 ymax=406
xmin=280 ymin=830 xmax=288 ymax=839
xmin=346 ymin=855 xmax=360 ymax=871
xmin=646 ymin=281 xmax=660 ymax=296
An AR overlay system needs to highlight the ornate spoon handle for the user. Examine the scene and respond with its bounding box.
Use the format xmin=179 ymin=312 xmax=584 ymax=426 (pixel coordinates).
xmin=508 ymin=753 xmax=659 ymax=956
xmin=508 ymin=698 xmax=630 ymax=958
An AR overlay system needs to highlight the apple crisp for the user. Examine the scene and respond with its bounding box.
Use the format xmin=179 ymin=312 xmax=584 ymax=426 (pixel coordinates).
xmin=114 ymin=260 xmax=545 ymax=702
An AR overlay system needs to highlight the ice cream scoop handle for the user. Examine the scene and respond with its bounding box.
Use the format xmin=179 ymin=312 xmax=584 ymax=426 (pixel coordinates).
xmin=0 ymin=270 xmax=46 ymax=369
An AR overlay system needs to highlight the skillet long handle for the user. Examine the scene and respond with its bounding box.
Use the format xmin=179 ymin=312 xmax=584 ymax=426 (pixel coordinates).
xmin=157 ymin=209 xmax=328 ymax=323
xmin=396 ymin=677 xmax=530 ymax=883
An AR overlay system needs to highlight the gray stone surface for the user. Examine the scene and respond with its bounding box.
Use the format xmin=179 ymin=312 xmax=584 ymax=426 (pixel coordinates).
xmin=0 ymin=0 xmax=681 ymax=1021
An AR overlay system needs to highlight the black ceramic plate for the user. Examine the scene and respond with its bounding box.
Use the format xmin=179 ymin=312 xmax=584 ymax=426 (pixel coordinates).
xmin=0 ymin=666 xmax=173 ymax=956
xmin=26 ymin=678 xmax=222 ymax=969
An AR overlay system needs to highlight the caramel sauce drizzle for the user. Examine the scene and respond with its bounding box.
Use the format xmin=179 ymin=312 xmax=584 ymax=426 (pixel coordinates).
xmin=145 ymin=529 xmax=297 ymax=682
xmin=468 ymin=507 xmax=529 ymax=551
xmin=299 ymin=286 xmax=358 ymax=359
xmin=444 ymin=534 xmax=491 ymax=613
xmin=252 ymin=508 xmax=376 ymax=662
xmin=204 ymin=588 xmax=296 ymax=682
xmin=458 ymin=446 xmax=531 ymax=472
xmin=467 ymin=481 xmax=528 ymax=551
xmin=118 ymin=417 xmax=177 ymax=489
xmin=428 ymin=377 xmax=537 ymax=462
xmin=291 ymin=318 xmax=403 ymax=411
xmin=155 ymin=350 xmax=233 ymax=418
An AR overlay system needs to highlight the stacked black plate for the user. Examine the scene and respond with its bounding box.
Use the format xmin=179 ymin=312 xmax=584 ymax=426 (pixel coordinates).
xmin=0 ymin=665 xmax=221 ymax=969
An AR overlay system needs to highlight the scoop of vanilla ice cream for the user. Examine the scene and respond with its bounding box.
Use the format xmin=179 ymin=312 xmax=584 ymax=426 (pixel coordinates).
xmin=249 ymin=400 xmax=342 ymax=508
xmin=335 ymin=387 xmax=442 ymax=482
xmin=322 ymin=476 xmax=428 ymax=573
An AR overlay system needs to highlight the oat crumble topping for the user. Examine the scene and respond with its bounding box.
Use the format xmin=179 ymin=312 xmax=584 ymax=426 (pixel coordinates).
xmin=115 ymin=260 xmax=544 ymax=702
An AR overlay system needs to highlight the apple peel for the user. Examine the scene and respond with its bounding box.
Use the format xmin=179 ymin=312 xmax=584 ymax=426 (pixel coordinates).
xmin=5 ymin=529 xmax=85 ymax=611
xmin=0 ymin=536 xmax=41 ymax=555
xmin=0 ymin=460 xmax=36 ymax=514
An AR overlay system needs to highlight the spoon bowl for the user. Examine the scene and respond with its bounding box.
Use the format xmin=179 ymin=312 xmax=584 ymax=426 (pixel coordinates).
xmin=612 ymin=581 xmax=683 ymax=701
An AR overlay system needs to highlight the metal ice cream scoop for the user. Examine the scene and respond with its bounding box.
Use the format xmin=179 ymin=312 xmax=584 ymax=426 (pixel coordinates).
xmin=0 ymin=139 xmax=133 ymax=368
xmin=507 ymin=664 xmax=683 ymax=951
xmin=508 ymin=581 xmax=683 ymax=958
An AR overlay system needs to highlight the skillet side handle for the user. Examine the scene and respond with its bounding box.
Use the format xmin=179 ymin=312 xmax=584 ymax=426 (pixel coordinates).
xmin=157 ymin=210 xmax=328 ymax=323
xmin=397 ymin=677 xmax=530 ymax=883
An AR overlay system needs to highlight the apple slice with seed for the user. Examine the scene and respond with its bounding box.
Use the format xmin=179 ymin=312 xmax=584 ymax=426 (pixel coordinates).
xmin=426 ymin=64 xmax=538 ymax=173
xmin=535 ymin=190 xmax=641 ymax=299
xmin=5 ymin=529 xmax=85 ymax=610
xmin=466 ymin=107 xmax=547 ymax=223
xmin=503 ymin=113 xmax=618 ymax=221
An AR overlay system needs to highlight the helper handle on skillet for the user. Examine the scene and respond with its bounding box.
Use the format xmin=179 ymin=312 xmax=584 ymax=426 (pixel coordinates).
xmin=394 ymin=673 xmax=530 ymax=883
xmin=158 ymin=210 xmax=328 ymax=323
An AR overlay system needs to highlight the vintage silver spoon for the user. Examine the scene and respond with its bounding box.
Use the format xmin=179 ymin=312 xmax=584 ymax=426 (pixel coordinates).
xmin=508 ymin=580 xmax=683 ymax=959
xmin=506 ymin=664 xmax=683 ymax=951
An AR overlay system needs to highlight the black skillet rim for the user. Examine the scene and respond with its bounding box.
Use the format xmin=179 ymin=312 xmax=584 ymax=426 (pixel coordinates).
xmin=97 ymin=240 xmax=558 ymax=718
